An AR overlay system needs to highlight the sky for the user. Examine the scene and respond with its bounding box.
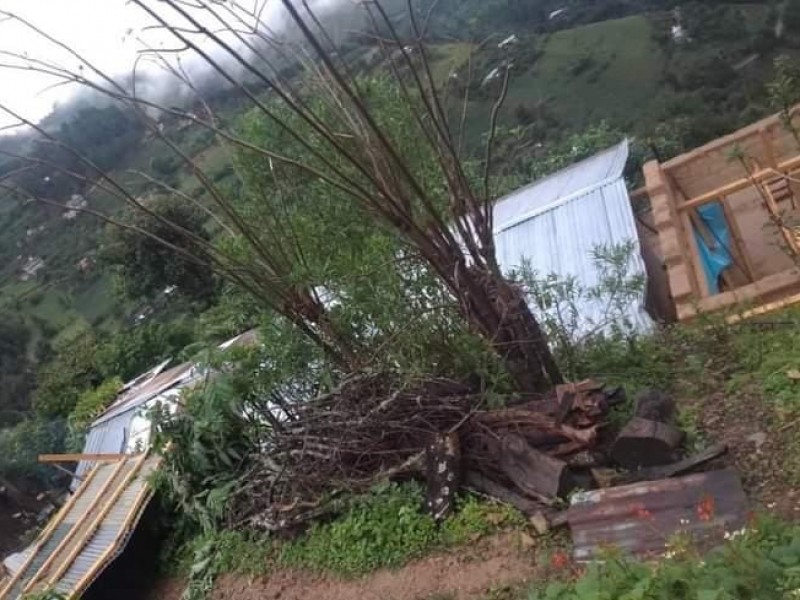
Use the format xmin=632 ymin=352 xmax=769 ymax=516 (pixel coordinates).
xmin=0 ymin=0 xmax=147 ymax=126
xmin=0 ymin=0 xmax=307 ymax=129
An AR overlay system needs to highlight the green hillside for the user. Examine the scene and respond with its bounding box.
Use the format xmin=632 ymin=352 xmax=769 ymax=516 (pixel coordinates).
xmin=509 ymin=15 xmax=665 ymax=128
xmin=0 ymin=0 xmax=792 ymax=422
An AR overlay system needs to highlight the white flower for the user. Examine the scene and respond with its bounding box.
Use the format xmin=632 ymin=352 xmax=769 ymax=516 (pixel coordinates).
xmin=723 ymin=528 xmax=747 ymax=541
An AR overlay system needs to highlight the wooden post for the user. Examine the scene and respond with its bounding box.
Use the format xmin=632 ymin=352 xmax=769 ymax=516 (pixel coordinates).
xmin=667 ymin=173 xmax=712 ymax=297
xmin=720 ymin=199 xmax=756 ymax=282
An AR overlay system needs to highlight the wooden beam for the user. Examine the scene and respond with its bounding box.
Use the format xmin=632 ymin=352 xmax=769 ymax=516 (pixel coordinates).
xmin=38 ymin=454 xmax=127 ymax=464
xmin=677 ymin=155 xmax=800 ymax=212
xmin=726 ymin=291 xmax=800 ymax=324
xmin=720 ymin=200 xmax=756 ymax=283
xmin=662 ymin=104 xmax=800 ymax=170
xmin=629 ymin=186 xmax=650 ymax=201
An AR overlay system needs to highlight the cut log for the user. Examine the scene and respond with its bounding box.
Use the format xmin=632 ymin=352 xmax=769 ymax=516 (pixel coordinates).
xmin=500 ymin=434 xmax=575 ymax=500
xmin=463 ymin=471 xmax=545 ymax=516
xmin=632 ymin=390 xmax=677 ymax=424
xmin=611 ymin=417 xmax=684 ymax=469
xmin=424 ymin=432 xmax=461 ymax=521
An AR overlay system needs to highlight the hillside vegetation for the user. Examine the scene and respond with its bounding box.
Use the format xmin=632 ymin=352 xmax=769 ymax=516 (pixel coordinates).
xmin=0 ymin=0 xmax=796 ymax=516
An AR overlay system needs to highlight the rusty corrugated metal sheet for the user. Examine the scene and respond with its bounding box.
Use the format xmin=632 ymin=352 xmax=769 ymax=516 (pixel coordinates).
xmin=566 ymin=469 xmax=748 ymax=561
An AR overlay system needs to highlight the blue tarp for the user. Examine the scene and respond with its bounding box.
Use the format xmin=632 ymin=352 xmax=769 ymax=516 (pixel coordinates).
xmin=693 ymin=201 xmax=733 ymax=295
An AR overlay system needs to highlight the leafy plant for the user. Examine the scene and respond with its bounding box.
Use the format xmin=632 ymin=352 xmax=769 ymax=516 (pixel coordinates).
xmin=529 ymin=517 xmax=800 ymax=600
xmin=279 ymin=482 xmax=440 ymax=576
xmin=150 ymin=376 xmax=254 ymax=534
xmin=66 ymin=377 xmax=122 ymax=452
xmin=175 ymin=483 xmax=527 ymax=599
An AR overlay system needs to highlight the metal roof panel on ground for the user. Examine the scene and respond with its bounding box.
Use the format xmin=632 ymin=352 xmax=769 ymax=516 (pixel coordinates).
xmin=565 ymin=469 xmax=748 ymax=561
xmin=0 ymin=455 xmax=159 ymax=600
xmin=492 ymin=140 xmax=652 ymax=334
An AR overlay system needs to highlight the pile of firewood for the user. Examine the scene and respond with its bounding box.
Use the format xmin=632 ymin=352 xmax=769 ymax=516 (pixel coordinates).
xmin=230 ymin=374 xmax=722 ymax=532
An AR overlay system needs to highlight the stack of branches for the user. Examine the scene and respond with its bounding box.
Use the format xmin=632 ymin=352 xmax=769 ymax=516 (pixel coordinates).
xmin=230 ymin=375 xmax=613 ymax=532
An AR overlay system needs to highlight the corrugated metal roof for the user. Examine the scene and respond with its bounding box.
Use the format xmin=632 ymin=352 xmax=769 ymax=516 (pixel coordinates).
xmin=493 ymin=140 xmax=652 ymax=334
xmin=72 ymin=362 xmax=201 ymax=487
xmin=96 ymin=361 xmax=197 ymax=426
xmin=565 ymin=469 xmax=748 ymax=561
xmin=0 ymin=455 xmax=159 ymax=600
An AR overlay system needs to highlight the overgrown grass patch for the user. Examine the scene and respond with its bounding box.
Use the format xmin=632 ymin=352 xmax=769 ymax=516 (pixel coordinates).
xmin=177 ymin=481 xmax=530 ymax=597
xmin=279 ymin=483 xmax=525 ymax=576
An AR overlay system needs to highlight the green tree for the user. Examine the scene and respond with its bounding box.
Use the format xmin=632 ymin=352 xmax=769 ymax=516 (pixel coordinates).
xmin=101 ymin=197 xmax=217 ymax=304
xmin=33 ymin=334 xmax=101 ymax=419
xmin=786 ymin=0 xmax=800 ymax=33
xmin=95 ymin=321 xmax=195 ymax=381
xmin=0 ymin=313 xmax=36 ymax=422
xmin=66 ymin=377 xmax=123 ymax=452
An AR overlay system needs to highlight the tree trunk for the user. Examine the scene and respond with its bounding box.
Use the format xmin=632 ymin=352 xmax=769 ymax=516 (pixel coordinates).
xmin=424 ymin=432 xmax=461 ymax=522
xmin=449 ymin=261 xmax=563 ymax=394
xmin=633 ymin=389 xmax=677 ymax=424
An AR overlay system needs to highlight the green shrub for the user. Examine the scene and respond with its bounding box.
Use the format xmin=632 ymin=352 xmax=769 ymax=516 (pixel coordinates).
xmin=279 ymin=482 xmax=440 ymax=575
xmin=176 ymin=483 xmax=527 ymax=600
xmin=279 ymin=484 xmax=525 ymax=576
xmin=529 ymin=517 xmax=800 ymax=600
xmin=0 ymin=418 xmax=67 ymax=485
xmin=66 ymin=377 xmax=122 ymax=452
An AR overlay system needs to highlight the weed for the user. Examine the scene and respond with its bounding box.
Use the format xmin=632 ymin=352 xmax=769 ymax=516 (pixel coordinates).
xmin=528 ymin=516 xmax=800 ymax=600
xmin=442 ymin=496 xmax=526 ymax=545
xmin=279 ymin=482 xmax=440 ymax=576
xmin=178 ymin=482 xmax=532 ymax=598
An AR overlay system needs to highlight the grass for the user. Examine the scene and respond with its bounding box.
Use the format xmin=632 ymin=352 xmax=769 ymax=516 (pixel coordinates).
xmin=428 ymin=42 xmax=474 ymax=85
xmin=175 ymin=483 xmax=531 ymax=600
xmin=507 ymin=16 xmax=665 ymax=130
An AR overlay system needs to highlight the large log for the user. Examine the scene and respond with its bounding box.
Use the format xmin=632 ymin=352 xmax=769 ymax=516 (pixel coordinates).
xmin=611 ymin=417 xmax=684 ymax=469
xmin=500 ymin=434 xmax=575 ymax=501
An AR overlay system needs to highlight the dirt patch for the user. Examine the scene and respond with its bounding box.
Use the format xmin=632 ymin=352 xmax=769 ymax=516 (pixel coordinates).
xmin=687 ymin=386 xmax=800 ymax=521
xmin=148 ymin=532 xmax=548 ymax=600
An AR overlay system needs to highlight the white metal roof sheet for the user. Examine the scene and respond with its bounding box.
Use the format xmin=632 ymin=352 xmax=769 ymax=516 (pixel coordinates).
xmin=492 ymin=140 xmax=652 ymax=335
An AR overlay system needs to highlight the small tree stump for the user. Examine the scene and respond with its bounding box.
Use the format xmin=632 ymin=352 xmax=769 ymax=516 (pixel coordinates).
xmin=500 ymin=434 xmax=574 ymax=500
xmin=424 ymin=432 xmax=461 ymax=521
xmin=611 ymin=417 xmax=684 ymax=469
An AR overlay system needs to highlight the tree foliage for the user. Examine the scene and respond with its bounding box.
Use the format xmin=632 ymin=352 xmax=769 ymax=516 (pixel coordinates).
xmin=0 ymin=313 xmax=36 ymax=426
xmin=101 ymin=197 xmax=217 ymax=304
xmin=66 ymin=377 xmax=123 ymax=452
